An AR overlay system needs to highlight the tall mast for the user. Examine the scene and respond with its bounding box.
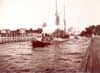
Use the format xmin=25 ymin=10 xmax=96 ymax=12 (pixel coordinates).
xmin=63 ymin=0 xmax=66 ymax=32
xmin=56 ymin=0 xmax=57 ymax=12
xmin=55 ymin=0 xmax=59 ymax=26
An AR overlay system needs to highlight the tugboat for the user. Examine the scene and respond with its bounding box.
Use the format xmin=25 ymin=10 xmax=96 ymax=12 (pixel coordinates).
xmin=32 ymin=34 xmax=52 ymax=48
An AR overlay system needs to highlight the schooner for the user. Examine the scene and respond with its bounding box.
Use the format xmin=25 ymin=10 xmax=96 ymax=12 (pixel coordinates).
xmin=52 ymin=0 xmax=69 ymax=39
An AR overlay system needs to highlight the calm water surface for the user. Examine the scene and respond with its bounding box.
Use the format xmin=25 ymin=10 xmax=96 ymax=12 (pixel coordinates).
xmin=0 ymin=37 xmax=90 ymax=73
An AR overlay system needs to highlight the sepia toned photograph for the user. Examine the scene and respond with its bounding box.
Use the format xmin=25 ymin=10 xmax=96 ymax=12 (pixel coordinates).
xmin=0 ymin=0 xmax=100 ymax=73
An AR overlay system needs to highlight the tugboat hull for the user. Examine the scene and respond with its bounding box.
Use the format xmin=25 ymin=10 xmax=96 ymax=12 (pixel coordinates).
xmin=32 ymin=40 xmax=51 ymax=48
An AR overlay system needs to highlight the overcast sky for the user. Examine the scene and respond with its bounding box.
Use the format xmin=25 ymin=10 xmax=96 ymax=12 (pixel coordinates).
xmin=0 ymin=0 xmax=100 ymax=32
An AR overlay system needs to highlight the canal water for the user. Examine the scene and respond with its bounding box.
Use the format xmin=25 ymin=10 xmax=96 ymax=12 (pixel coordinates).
xmin=0 ymin=37 xmax=90 ymax=73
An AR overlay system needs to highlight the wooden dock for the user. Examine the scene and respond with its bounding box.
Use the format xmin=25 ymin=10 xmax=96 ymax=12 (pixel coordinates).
xmin=80 ymin=37 xmax=100 ymax=73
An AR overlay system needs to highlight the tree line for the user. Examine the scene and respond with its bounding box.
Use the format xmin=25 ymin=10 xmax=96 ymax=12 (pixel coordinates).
xmin=80 ymin=25 xmax=100 ymax=37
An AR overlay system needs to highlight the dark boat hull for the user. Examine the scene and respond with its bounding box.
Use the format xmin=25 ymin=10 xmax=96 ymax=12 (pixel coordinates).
xmin=32 ymin=40 xmax=51 ymax=48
